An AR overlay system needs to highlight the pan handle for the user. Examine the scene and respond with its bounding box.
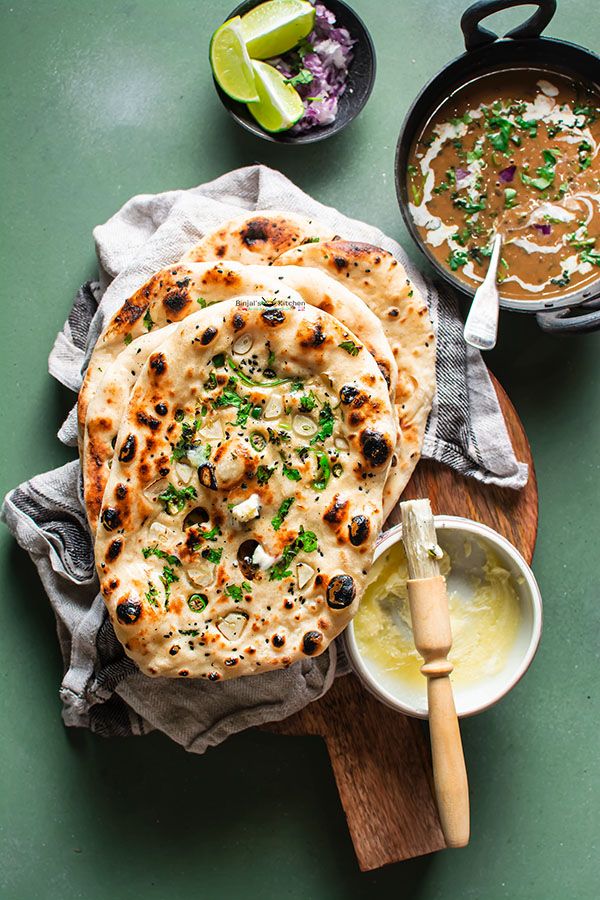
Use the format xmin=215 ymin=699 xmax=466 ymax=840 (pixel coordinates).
xmin=536 ymin=298 xmax=600 ymax=334
xmin=461 ymin=0 xmax=557 ymax=51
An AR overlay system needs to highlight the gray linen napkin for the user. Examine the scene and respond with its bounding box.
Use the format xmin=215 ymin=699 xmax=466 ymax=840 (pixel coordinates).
xmin=1 ymin=164 xmax=527 ymax=753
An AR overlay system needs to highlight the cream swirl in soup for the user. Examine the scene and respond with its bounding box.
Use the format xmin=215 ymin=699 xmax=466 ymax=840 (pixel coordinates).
xmin=407 ymin=70 xmax=600 ymax=300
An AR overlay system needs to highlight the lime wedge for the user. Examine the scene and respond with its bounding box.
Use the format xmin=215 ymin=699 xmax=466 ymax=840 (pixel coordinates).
xmin=241 ymin=0 xmax=316 ymax=59
xmin=210 ymin=17 xmax=259 ymax=103
xmin=248 ymin=60 xmax=305 ymax=132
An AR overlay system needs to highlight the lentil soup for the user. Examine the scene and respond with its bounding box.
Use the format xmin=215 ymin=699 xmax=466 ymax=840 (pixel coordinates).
xmin=407 ymin=69 xmax=600 ymax=300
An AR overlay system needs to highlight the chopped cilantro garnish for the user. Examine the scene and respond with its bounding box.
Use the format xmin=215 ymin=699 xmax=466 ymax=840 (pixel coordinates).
xmin=202 ymin=547 xmax=223 ymax=564
xmin=282 ymin=465 xmax=302 ymax=481
xmin=212 ymin=353 xmax=226 ymax=368
xmin=520 ymin=171 xmax=552 ymax=191
xmin=225 ymin=584 xmax=244 ymax=602
xmin=486 ymin=116 xmax=513 ymax=152
xmin=123 ymin=333 xmax=133 ymax=346
xmin=256 ymin=464 xmax=276 ymax=485
xmin=453 ymin=195 xmax=487 ymax=214
xmin=191 ymin=525 xmax=221 ymax=550
xmin=158 ymin=483 xmax=197 ymax=514
xmin=338 ymin=340 xmax=361 ymax=357
xmin=212 ymin=385 xmax=244 ymax=409
xmin=268 ymin=427 xmax=291 ymax=445
xmin=272 ymin=497 xmax=295 ymax=531
xmin=452 ymin=226 xmax=472 ymax=247
xmin=197 ymin=297 xmax=207 ymax=308
xmin=284 ymin=67 xmax=313 ymax=87
xmin=269 ymin=527 xmax=318 ymax=581
xmin=299 ymin=391 xmax=318 ymax=412
xmin=515 ymin=115 xmax=538 ymax=137
xmin=450 ymin=113 xmax=472 ymax=127
xmin=145 ymin=584 xmax=159 ymax=607
xmin=310 ymin=403 xmax=334 ymax=445
xmin=160 ymin=565 xmax=179 ymax=607
xmin=504 ymin=188 xmax=518 ymax=209
xmin=143 ymin=309 xmax=154 ymax=331
xmin=142 ymin=546 xmax=181 ymax=567
xmin=448 ymin=249 xmax=469 ymax=271
xmin=171 ymin=420 xmax=203 ymax=462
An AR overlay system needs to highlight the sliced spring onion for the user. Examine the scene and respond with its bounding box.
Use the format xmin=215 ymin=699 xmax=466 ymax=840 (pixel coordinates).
xmin=227 ymin=357 xmax=295 ymax=387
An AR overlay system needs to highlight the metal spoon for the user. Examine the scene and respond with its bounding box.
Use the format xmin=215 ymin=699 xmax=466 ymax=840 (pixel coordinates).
xmin=463 ymin=233 xmax=502 ymax=351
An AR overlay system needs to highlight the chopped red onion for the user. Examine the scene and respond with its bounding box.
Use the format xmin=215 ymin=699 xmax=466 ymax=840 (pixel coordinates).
xmin=455 ymin=167 xmax=470 ymax=183
xmin=533 ymin=223 xmax=552 ymax=236
xmin=499 ymin=165 xmax=517 ymax=183
xmin=270 ymin=2 xmax=356 ymax=134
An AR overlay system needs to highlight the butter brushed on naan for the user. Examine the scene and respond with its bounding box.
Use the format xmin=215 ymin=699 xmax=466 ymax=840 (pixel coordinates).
xmin=96 ymin=300 xmax=396 ymax=680
xmin=181 ymin=210 xmax=336 ymax=265
xmin=82 ymin=262 xmax=397 ymax=530
xmin=274 ymin=241 xmax=436 ymax=517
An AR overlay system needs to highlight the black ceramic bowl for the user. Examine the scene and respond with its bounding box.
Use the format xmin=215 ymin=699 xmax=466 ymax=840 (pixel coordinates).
xmin=395 ymin=0 xmax=600 ymax=334
xmin=214 ymin=0 xmax=376 ymax=144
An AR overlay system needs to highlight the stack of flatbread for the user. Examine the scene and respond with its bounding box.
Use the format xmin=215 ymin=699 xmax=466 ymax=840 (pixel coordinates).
xmin=79 ymin=212 xmax=436 ymax=682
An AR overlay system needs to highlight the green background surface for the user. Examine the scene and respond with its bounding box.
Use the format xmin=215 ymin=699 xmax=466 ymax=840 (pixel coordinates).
xmin=0 ymin=1 xmax=598 ymax=897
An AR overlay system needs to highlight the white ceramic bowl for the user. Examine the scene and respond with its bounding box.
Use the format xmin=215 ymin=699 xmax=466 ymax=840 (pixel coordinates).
xmin=345 ymin=516 xmax=543 ymax=719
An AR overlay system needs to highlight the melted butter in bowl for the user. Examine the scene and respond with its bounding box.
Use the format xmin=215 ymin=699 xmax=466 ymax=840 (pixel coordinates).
xmin=346 ymin=517 xmax=543 ymax=718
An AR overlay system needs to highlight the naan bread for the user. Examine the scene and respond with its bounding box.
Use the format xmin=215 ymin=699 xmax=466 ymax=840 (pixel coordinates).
xmin=82 ymin=262 xmax=397 ymax=530
xmin=95 ymin=300 xmax=396 ymax=680
xmin=273 ymin=241 xmax=436 ymax=517
xmin=84 ymin=324 xmax=178 ymax=531
xmin=181 ymin=210 xmax=336 ymax=265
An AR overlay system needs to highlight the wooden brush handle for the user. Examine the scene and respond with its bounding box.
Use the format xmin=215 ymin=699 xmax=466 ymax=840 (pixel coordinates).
xmin=427 ymin=676 xmax=470 ymax=847
xmin=408 ymin=576 xmax=470 ymax=849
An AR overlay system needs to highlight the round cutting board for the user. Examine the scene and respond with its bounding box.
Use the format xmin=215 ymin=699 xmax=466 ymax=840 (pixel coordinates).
xmin=266 ymin=374 xmax=538 ymax=870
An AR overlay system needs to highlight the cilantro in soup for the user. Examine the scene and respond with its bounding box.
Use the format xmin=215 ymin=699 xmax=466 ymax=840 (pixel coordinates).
xmin=407 ymin=70 xmax=600 ymax=300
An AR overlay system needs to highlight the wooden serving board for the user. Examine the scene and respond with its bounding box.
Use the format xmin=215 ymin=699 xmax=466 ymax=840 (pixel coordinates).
xmin=266 ymin=374 xmax=538 ymax=870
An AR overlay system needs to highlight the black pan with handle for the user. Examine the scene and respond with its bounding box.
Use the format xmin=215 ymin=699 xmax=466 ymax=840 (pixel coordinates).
xmin=395 ymin=0 xmax=600 ymax=334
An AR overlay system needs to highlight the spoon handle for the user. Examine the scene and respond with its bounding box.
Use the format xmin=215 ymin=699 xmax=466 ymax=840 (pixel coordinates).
xmin=463 ymin=233 xmax=502 ymax=351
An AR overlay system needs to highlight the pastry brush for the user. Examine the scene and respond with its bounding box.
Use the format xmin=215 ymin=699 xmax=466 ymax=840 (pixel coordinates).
xmin=400 ymin=498 xmax=470 ymax=848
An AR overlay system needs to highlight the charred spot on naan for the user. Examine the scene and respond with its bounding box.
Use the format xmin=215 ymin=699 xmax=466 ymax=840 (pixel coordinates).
xmin=100 ymin=506 xmax=122 ymax=532
xmin=239 ymin=216 xmax=305 ymax=259
xmin=200 ymin=326 xmax=218 ymax=345
xmin=118 ymin=433 xmax=137 ymax=462
xmin=349 ymin=514 xmax=370 ymax=546
xmin=163 ymin=290 xmax=190 ymax=316
xmin=149 ymin=352 xmax=167 ymax=375
xmin=200 ymin=265 xmax=242 ymax=289
xmin=261 ymin=307 xmax=286 ymax=327
xmin=106 ymin=538 xmax=123 ymax=561
xmin=116 ymin=595 xmax=142 ymax=625
xmin=359 ymin=428 xmax=393 ymax=468
xmin=323 ymin=494 xmax=349 ymax=527
xmin=326 ymin=574 xmax=356 ymax=609
xmin=302 ymin=630 xmax=324 ymax=656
